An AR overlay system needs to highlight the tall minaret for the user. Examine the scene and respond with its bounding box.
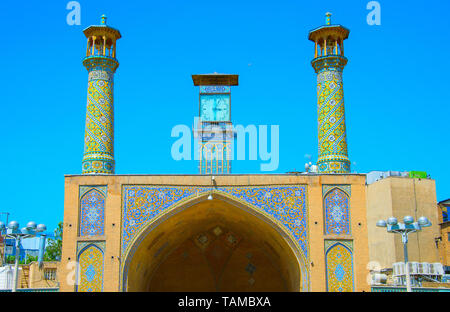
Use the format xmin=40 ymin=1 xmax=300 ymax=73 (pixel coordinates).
xmin=309 ymin=13 xmax=351 ymax=174
xmin=81 ymin=15 xmax=121 ymax=174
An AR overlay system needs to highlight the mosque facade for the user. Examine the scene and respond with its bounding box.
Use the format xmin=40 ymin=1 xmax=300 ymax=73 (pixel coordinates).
xmin=59 ymin=14 xmax=440 ymax=292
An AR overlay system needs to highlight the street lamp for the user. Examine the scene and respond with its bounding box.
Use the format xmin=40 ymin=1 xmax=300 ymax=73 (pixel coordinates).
xmin=0 ymin=220 xmax=46 ymax=292
xmin=207 ymin=175 xmax=215 ymax=200
xmin=376 ymin=215 xmax=431 ymax=292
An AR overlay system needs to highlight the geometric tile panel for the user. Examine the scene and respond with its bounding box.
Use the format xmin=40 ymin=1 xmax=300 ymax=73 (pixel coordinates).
xmin=79 ymin=186 xmax=106 ymax=237
xmin=323 ymin=186 xmax=351 ymax=235
xmin=325 ymin=240 xmax=354 ymax=292
xmin=76 ymin=242 xmax=105 ymax=292
xmin=121 ymin=185 xmax=308 ymax=260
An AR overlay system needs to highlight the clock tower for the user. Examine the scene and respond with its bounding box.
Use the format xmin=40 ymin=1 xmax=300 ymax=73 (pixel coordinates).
xmin=192 ymin=73 xmax=238 ymax=174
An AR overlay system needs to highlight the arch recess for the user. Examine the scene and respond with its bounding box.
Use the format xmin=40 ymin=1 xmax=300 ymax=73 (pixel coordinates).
xmin=120 ymin=191 xmax=309 ymax=292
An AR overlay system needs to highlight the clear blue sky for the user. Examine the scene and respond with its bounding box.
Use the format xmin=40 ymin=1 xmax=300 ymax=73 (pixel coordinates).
xmin=0 ymin=0 xmax=448 ymax=232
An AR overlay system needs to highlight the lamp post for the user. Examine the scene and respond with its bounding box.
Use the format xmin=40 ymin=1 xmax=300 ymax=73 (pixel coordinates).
xmin=0 ymin=221 xmax=46 ymax=292
xmin=376 ymin=215 xmax=431 ymax=292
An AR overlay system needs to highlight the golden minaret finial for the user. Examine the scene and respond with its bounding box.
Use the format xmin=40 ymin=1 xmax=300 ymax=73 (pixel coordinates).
xmin=325 ymin=12 xmax=332 ymax=25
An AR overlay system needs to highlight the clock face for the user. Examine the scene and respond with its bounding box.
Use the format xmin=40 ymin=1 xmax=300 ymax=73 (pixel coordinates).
xmin=215 ymin=96 xmax=229 ymax=121
xmin=200 ymin=94 xmax=230 ymax=121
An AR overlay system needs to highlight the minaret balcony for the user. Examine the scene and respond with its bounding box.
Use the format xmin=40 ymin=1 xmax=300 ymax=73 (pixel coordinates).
xmin=82 ymin=55 xmax=119 ymax=73
xmin=311 ymin=55 xmax=348 ymax=73
xmin=83 ymin=55 xmax=118 ymax=62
